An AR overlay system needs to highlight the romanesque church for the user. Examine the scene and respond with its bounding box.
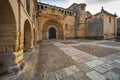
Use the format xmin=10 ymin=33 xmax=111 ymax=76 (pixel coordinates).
xmin=0 ymin=0 xmax=118 ymax=75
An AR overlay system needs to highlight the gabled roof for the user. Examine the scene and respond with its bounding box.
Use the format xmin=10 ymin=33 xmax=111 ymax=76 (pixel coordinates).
xmin=94 ymin=7 xmax=117 ymax=17
xmin=86 ymin=11 xmax=92 ymax=16
xmin=86 ymin=11 xmax=93 ymax=19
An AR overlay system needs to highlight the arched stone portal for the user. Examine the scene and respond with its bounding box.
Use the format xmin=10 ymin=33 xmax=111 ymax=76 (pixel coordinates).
xmin=42 ymin=19 xmax=64 ymax=40
xmin=49 ymin=27 xmax=56 ymax=39
xmin=0 ymin=0 xmax=16 ymax=46
xmin=0 ymin=0 xmax=16 ymax=74
xmin=24 ymin=20 xmax=32 ymax=51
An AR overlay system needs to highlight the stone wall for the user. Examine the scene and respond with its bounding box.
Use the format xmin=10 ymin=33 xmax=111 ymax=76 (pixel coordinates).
xmin=86 ymin=17 xmax=104 ymax=39
xmin=103 ymin=14 xmax=117 ymax=39
xmin=117 ymin=18 xmax=120 ymax=36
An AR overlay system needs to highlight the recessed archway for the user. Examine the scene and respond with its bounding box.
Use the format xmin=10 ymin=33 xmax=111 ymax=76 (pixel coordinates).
xmin=42 ymin=19 xmax=64 ymax=40
xmin=49 ymin=27 xmax=56 ymax=39
xmin=0 ymin=0 xmax=16 ymax=46
xmin=0 ymin=0 xmax=16 ymax=74
xmin=24 ymin=20 xmax=32 ymax=51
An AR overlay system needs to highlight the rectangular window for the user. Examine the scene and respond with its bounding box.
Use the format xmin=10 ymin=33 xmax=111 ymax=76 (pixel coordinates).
xmin=109 ymin=17 xmax=111 ymax=23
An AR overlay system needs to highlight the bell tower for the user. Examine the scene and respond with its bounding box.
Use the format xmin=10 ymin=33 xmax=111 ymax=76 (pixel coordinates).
xmin=75 ymin=3 xmax=86 ymax=38
xmin=76 ymin=3 xmax=86 ymax=24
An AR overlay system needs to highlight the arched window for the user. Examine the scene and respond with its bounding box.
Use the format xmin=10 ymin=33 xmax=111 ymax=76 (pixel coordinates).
xmin=45 ymin=6 xmax=47 ymax=8
xmin=81 ymin=6 xmax=84 ymax=10
xmin=41 ymin=6 xmax=43 ymax=9
xmin=26 ymin=0 xmax=30 ymax=15
xmin=62 ymin=10 xmax=64 ymax=13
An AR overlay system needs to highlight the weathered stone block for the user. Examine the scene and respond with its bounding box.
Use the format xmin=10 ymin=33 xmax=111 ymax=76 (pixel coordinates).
xmin=0 ymin=37 xmax=17 ymax=45
xmin=0 ymin=46 xmax=5 ymax=54
xmin=14 ymin=55 xmax=23 ymax=64
xmin=13 ymin=45 xmax=20 ymax=52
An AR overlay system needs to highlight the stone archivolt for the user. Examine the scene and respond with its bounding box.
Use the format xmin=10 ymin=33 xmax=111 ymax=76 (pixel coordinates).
xmin=42 ymin=19 xmax=64 ymax=40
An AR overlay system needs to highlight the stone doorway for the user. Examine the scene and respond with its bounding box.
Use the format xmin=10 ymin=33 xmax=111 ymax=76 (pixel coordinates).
xmin=24 ymin=20 xmax=32 ymax=51
xmin=49 ymin=27 xmax=56 ymax=39
xmin=42 ymin=19 xmax=64 ymax=40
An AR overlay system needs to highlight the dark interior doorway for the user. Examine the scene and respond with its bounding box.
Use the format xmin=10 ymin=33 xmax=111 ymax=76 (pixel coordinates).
xmin=49 ymin=27 xmax=56 ymax=39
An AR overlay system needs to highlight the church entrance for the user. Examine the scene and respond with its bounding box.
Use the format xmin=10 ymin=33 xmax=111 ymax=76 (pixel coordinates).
xmin=49 ymin=27 xmax=56 ymax=39
xmin=42 ymin=19 xmax=64 ymax=40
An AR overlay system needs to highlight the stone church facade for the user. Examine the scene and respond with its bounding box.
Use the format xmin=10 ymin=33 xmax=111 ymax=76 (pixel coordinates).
xmin=86 ymin=7 xmax=117 ymax=39
xmin=38 ymin=3 xmax=87 ymax=40
xmin=0 ymin=1 xmax=118 ymax=74
xmin=38 ymin=2 xmax=117 ymax=40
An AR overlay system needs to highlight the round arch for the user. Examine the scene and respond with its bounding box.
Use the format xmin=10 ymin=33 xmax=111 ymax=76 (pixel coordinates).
xmin=0 ymin=0 xmax=17 ymax=74
xmin=0 ymin=0 xmax=17 ymax=46
xmin=24 ymin=20 xmax=32 ymax=51
xmin=42 ymin=19 xmax=64 ymax=40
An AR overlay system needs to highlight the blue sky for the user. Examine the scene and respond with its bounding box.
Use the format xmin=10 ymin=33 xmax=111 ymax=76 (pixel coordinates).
xmin=38 ymin=0 xmax=62 ymax=5
xmin=38 ymin=0 xmax=120 ymax=17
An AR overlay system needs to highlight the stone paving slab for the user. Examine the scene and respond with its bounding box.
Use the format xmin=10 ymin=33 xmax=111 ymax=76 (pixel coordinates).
xmin=53 ymin=42 xmax=97 ymax=64
xmin=104 ymin=71 xmax=120 ymax=80
xmin=111 ymin=62 xmax=120 ymax=69
xmin=74 ymin=44 xmax=120 ymax=57
xmin=83 ymin=43 xmax=120 ymax=50
xmin=76 ymin=63 xmax=93 ymax=73
xmin=73 ymin=72 xmax=91 ymax=80
xmin=111 ymin=67 xmax=120 ymax=75
xmin=91 ymin=59 xmax=105 ymax=65
xmin=114 ymin=60 xmax=120 ymax=63
xmin=55 ymin=65 xmax=80 ymax=80
xmin=102 ymin=63 xmax=113 ymax=70
xmin=94 ymin=66 xmax=108 ymax=73
xmin=43 ymin=72 xmax=56 ymax=80
xmin=86 ymin=71 xmax=106 ymax=80
xmin=85 ymin=61 xmax=97 ymax=68
xmin=62 ymin=76 xmax=76 ymax=80
xmin=99 ymin=42 xmax=120 ymax=47
xmin=53 ymin=41 xmax=120 ymax=80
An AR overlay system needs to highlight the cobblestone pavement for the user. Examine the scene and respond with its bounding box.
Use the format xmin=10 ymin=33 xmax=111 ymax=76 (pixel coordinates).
xmin=1 ymin=39 xmax=120 ymax=80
